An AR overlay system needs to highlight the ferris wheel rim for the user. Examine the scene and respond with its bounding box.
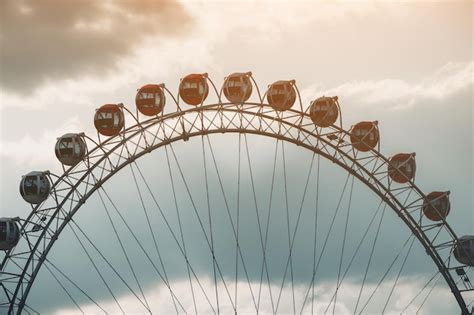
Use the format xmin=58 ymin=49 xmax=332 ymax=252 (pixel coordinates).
xmin=2 ymin=101 xmax=470 ymax=314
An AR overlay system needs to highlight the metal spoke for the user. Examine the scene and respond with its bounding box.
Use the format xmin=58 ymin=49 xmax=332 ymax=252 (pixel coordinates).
xmin=358 ymin=236 xmax=416 ymax=314
xmin=44 ymin=257 xmax=106 ymax=314
xmin=163 ymin=145 xmax=199 ymax=314
xmin=354 ymin=203 xmax=388 ymax=314
xmin=43 ymin=261 xmax=84 ymax=314
xmin=129 ymin=162 xmax=179 ymax=314
xmin=235 ymin=134 xmax=242 ymax=312
xmin=243 ymin=134 xmax=272 ymax=312
xmin=311 ymin=154 xmax=321 ymax=315
xmin=400 ymin=271 xmax=440 ymax=313
xmin=257 ymin=139 xmax=279 ymax=313
xmin=322 ymin=200 xmax=385 ymax=311
xmin=97 ymin=187 xmax=187 ymax=313
xmin=415 ymin=273 xmax=443 ymax=314
xmin=281 ymin=141 xmax=297 ymax=314
xmin=168 ymin=143 xmax=235 ymax=313
xmin=68 ymin=221 xmax=125 ymax=314
xmin=205 ymin=134 xmax=260 ymax=313
xmin=382 ymin=228 xmax=416 ymax=313
xmin=333 ymin=177 xmax=355 ymax=314
xmin=201 ymin=136 xmax=220 ymax=313
xmin=3 ymin=95 xmax=468 ymax=315
xmin=300 ymin=172 xmax=352 ymax=312
xmin=97 ymin=189 xmax=151 ymax=314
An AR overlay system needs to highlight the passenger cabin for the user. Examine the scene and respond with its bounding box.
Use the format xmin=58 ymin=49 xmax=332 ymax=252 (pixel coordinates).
xmin=20 ymin=171 xmax=51 ymax=204
xmin=223 ymin=72 xmax=253 ymax=103
xmin=454 ymin=235 xmax=474 ymax=266
xmin=309 ymin=96 xmax=339 ymax=127
xmin=422 ymin=191 xmax=450 ymax=221
xmin=266 ymin=80 xmax=296 ymax=111
xmin=94 ymin=104 xmax=125 ymax=137
xmin=136 ymin=84 xmax=165 ymax=116
xmin=350 ymin=121 xmax=380 ymax=152
xmin=55 ymin=133 xmax=87 ymax=166
xmin=0 ymin=218 xmax=20 ymax=251
xmin=179 ymin=74 xmax=209 ymax=105
xmin=388 ymin=153 xmax=416 ymax=183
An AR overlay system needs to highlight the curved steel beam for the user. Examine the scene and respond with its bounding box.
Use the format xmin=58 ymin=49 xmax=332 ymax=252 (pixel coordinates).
xmin=1 ymin=102 xmax=469 ymax=314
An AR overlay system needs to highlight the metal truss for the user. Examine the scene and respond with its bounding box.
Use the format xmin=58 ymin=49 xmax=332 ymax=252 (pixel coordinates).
xmin=0 ymin=101 xmax=472 ymax=314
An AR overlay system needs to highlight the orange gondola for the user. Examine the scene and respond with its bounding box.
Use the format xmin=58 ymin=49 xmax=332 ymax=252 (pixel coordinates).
xmin=179 ymin=73 xmax=209 ymax=105
xmin=422 ymin=191 xmax=451 ymax=221
xmin=94 ymin=104 xmax=125 ymax=137
xmin=136 ymin=84 xmax=166 ymax=116
xmin=309 ymin=96 xmax=339 ymax=127
xmin=267 ymin=80 xmax=296 ymax=111
xmin=388 ymin=153 xmax=416 ymax=183
xmin=223 ymin=72 xmax=253 ymax=103
xmin=350 ymin=121 xmax=379 ymax=152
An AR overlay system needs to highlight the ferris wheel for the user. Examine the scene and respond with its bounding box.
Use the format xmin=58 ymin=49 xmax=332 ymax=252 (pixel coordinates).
xmin=0 ymin=72 xmax=473 ymax=314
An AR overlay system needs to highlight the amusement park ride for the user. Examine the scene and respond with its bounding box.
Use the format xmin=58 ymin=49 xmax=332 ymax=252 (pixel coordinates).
xmin=0 ymin=72 xmax=473 ymax=314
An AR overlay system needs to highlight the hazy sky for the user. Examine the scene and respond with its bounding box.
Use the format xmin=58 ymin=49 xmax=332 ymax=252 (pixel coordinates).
xmin=0 ymin=1 xmax=473 ymax=314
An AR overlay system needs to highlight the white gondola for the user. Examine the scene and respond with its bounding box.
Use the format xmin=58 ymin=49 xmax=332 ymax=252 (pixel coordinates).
xmin=454 ymin=235 xmax=474 ymax=266
xmin=55 ymin=133 xmax=87 ymax=166
xmin=19 ymin=171 xmax=51 ymax=204
xmin=0 ymin=218 xmax=20 ymax=251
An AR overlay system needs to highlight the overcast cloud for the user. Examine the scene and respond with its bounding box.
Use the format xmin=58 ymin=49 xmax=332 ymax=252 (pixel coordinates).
xmin=0 ymin=1 xmax=472 ymax=314
xmin=0 ymin=0 xmax=191 ymax=93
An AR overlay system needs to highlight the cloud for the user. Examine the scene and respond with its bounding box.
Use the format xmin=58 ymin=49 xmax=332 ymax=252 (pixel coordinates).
xmin=0 ymin=116 xmax=84 ymax=167
xmin=0 ymin=0 xmax=192 ymax=94
xmin=0 ymin=3 xmax=471 ymax=313
xmin=54 ymin=277 xmax=459 ymax=314
xmin=299 ymin=61 xmax=473 ymax=111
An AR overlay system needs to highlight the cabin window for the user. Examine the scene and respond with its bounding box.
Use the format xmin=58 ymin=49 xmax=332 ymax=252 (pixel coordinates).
xmin=24 ymin=177 xmax=38 ymax=194
xmin=59 ymin=147 xmax=73 ymax=156
xmin=113 ymin=114 xmax=120 ymax=126
xmin=8 ymin=223 xmax=15 ymax=241
xmin=0 ymin=222 xmax=6 ymax=242
xmin=75 ymin=142 xmax=81 ymax=155
xmin=140 ymin=92 xmax=153 ymax=100
xmin=39 ymin=178 xmax=48 ymax=195
xmin=186 ymin=82 xmax=196 ymax=89
xmin=99 ymin=112 xmax=113 ymax=120
xmin=228 ymin=80 xmax=242 ymax=88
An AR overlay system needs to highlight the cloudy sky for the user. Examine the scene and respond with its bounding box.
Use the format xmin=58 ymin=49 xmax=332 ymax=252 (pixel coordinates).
xmin=0 ymin=0 xmax=473 ymax=314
